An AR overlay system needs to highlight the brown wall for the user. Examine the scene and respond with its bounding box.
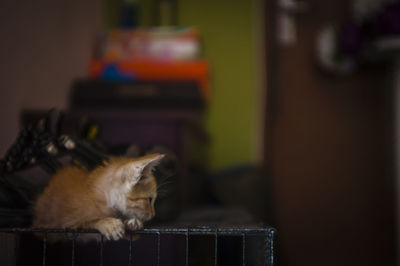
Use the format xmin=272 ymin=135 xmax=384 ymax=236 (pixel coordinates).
xmin=265 ymin=1 xmax=396 ymax=266
xmin=0 ymin=0 xmax=102 ymax=154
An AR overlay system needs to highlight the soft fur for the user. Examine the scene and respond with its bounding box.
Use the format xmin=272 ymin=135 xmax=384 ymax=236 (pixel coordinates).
xmin=33 ymin=153 xmax=164 ymax=241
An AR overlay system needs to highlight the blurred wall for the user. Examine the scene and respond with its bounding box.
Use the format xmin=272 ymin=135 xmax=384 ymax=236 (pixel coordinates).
xmin=395 ymin=61 xmax=400 ymax=265
xmin=178 ymin=0 xmax=265 ymax=170
xmin=265 ymin=1 xmax=396 ymax=265
xmin=0 ymin=0 xmax=102 ymax=154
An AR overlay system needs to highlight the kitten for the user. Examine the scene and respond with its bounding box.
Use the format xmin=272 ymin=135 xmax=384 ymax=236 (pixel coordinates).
xmin=32 ymin=153 xmax=164 ymax=241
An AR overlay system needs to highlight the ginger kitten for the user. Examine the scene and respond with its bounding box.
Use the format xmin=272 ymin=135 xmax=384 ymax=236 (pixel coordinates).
xmin=33 ymin=153 xmax=164 ymax=241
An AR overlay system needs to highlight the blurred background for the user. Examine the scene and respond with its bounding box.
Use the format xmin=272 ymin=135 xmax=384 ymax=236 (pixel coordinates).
xmin=0 ymin=0 xmax=399 ymax=265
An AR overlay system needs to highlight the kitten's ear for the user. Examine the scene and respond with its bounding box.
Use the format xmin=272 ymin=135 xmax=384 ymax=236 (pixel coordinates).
xmin=119 ymin=153 xmax=165 ymax=184
xmin=136 ymin=153 xmax=165 ymax=173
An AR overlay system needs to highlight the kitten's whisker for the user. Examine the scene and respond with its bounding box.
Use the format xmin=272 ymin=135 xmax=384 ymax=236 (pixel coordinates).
xmin=156 ymin=189 xmax=170 ymax=198
xmin=157 ymin=180 xmax=175 ymax=190
xmin=157 ymin=192 xmax=168 ymax=198
xmin=156 ymin=183 xmax=175 ymax=197
xmin=157 ymin=172 xmax=176 ymax=182
xmin=156 ymin=185 xmax=175 ymax=196
xmin=156 ymin=178 xmax=173 ymax=187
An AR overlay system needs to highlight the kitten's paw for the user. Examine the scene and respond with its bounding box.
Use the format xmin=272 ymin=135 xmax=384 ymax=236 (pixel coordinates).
xmin=94 ymin=218 xmax=125 ymax=241
xmin=125 ymin=218 xmax=143 ymax=231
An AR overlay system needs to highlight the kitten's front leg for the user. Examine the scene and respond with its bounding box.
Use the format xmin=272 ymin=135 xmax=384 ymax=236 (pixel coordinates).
xmin=93 ymin=217 xmax=125 ymax=240
xmin=125 ymin=218 xmax=143 ymax=230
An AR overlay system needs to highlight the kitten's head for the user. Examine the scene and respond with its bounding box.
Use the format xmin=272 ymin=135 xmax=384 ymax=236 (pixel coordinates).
xmin=102 ymin=153 xmax=164 ymax=222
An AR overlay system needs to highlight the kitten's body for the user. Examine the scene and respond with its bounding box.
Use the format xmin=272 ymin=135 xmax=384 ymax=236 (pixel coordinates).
xmin=33 ymin=154 xmax=163 ymax=241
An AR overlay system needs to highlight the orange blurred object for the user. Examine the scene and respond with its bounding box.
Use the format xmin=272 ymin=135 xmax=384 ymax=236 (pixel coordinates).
xmin=88 ymin=59 xmax=211 ymax=100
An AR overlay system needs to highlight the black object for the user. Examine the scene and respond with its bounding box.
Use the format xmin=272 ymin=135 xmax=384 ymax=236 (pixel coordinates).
xmin=0 ymin=110 xmax=63 ymax=176
xmin=0 ymin=110 xmax=109 ymax=227
xmin=0 ymin=110 xmax=108 ymax=177
xmin=0 ymin=226 xmax=276 ymax=266
xmin=70 ymin=79 xmax=205 ymax=110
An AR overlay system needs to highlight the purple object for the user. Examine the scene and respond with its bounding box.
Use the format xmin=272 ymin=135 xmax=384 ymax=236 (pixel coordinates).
xmin=372 ymin=2 xmax=400 ymax=36
xmin=339 ymin=22 xmax=364 ymax=56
